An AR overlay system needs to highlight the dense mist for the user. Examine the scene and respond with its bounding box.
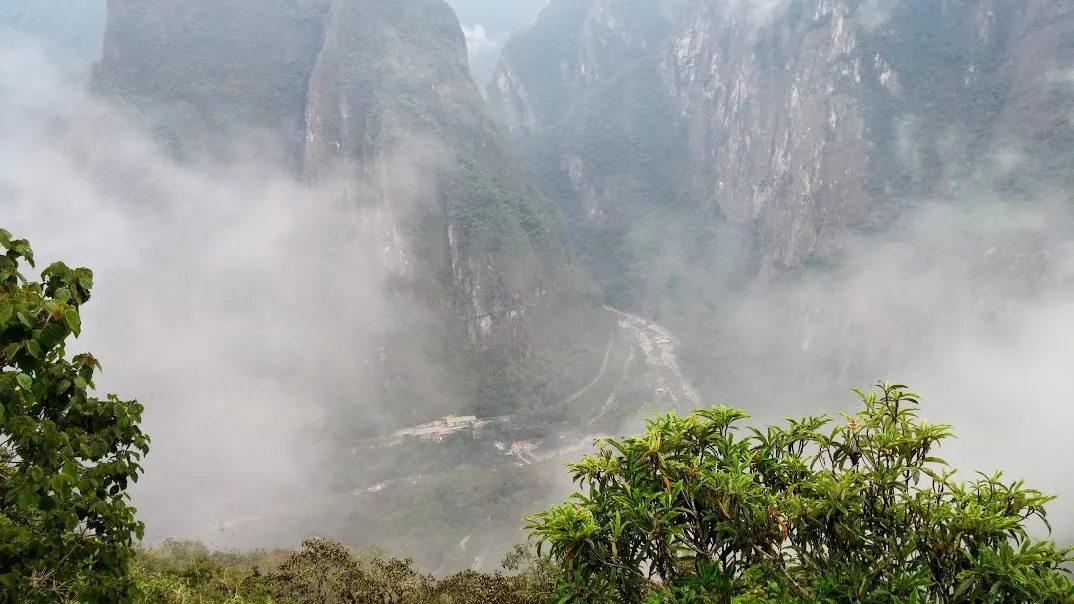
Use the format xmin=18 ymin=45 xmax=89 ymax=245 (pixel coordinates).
xmin=659 ymin=191 xmax=1074 ymax=538
xmin=2 ymin=0 xmax=1073 ymax=572
xmin=0 ymin=41 xmax=406 ymax=544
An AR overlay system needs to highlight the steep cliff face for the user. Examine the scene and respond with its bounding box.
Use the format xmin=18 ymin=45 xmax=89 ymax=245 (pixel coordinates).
xmin=489 ymin=0 xmax=1074 ymax=405
xmin=94 ymin=0 xmax=330 ymax=168
xmin=490 ymin=0 xmax=707 ymax=305
xmin=302 ymin=0 xmax=584 ymax=351
xmin=662 ymin=0 xmax=1074 ymax=272
xmin=492 ymin=0 xmax=1074 ymax=280
xmin=445 ymin=0 xmax=548 ymax=85
xmin=92 ymin=0 xmax=605 ymax=426
xmin=489 ymin=0 xmax=671 ymax=138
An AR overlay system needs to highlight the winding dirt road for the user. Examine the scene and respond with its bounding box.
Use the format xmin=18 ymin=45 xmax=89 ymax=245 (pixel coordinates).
xmin=603 ymin=306 xmax=701 ymax=412
xmin=563 ymin=328 xmax=616 ymax=405
xmin=215 ymin=307 xmax=698 ymax=543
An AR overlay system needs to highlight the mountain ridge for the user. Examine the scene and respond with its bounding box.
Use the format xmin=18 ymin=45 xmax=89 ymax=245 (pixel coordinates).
xmin=491 ymin=0 xmax=1074 ymax=280
xmin=91 ymin=0 xmax=610 ymax=430
xmin=488 ymin=0 xmax=1074 ymax=404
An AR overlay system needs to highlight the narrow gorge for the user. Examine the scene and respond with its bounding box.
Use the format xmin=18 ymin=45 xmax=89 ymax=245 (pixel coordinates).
xmin=3 ymin=0 xmax=1074 ymax=585
xmin=490 ymin=0 xmax=1074 ymax=404
xmin=91 ymin=0 xmax=613 ymax=433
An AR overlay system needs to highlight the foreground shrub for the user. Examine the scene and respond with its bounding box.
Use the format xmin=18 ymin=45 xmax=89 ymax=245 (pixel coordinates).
xmin=526 ymin=383 xmax=1074 ymax=603
xmin=1 ymin=229 xmax=149 ymax=603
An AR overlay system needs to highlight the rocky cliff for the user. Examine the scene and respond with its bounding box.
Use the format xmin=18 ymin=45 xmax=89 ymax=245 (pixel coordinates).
xmin=491 ymin=0 xmax=1074 ymax=280
xmin=490 ymin=0 xmax=1074 ymax=403
xmin=92 ymin=0 xmax=607 ymax=428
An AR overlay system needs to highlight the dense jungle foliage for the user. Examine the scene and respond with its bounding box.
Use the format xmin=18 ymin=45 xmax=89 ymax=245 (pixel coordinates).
xmin=3 ymin=228 xmax=1072 ymax=602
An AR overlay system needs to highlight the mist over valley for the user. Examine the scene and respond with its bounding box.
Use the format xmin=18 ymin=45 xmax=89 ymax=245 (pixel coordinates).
xmin=3 ymin=1 xmax=1074 ymax=601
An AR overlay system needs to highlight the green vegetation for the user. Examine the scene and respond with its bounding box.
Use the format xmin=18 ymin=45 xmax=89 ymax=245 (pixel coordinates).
xmin=446 ymin=0 xmax=548 ymax=85
xmin=0 ymin=229 xmax=149 ymax=603
xmin=3 ymin=228 xmax=1071 ymax=602
xmin=92 ymin=0 xmax=329 ymax=169
xmin=128 ymin=538 xmax=555 ymax=604
xmin=527 ymin=383 xmax=1074 ymax=603
xmin=490 ymin=0 xmax=717 ymax=310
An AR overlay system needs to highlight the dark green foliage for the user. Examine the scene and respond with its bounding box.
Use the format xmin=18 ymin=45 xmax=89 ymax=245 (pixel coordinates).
xmin=92 ymin=0 xmax=331 ymax=169
xmin=853 ymin=0 xmax=1016 ymax=202
xmin=527 ymin=383 xmax=1074 ymax=603
xmin=0 ymin=229 xmax=150 ymax=603
xmin=443 ymin=151 xmax=569 ymax=266
xmin=132 ymin=538 xmax=556 ymax=604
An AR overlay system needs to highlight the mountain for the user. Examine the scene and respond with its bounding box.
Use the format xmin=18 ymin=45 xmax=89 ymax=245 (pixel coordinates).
xmin=91 ymin=0 xmax=609 ymax=432
xmin=490 ymin=0 xmax=1074 ymax=284
xmin=488 ymin=0 xmax=1074 ymax=400
xmin=446 ymin=0 xmax=548 ymax=86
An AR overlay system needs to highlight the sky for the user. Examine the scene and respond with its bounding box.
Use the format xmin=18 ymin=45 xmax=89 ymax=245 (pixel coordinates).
xmin=0 ymin=0 xmax=547 ymax=90
xmin=447 ymin=0 xmax=549 ymax=85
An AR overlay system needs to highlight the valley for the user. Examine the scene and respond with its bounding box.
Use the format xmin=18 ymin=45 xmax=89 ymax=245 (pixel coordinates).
xmin=3 ymin=0 xmax=1074 ymax=600
xmin=210 ymin=303 xmax=697 ymax=571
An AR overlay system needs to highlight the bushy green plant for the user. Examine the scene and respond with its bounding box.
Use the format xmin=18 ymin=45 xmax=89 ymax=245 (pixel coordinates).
xmin=132 ymin=538 xmax=556 ymax=604
xmin=526 ymin=383 xmax=1074 ymax=603
xmin=0 ymin=229 xmax=150 ymax=603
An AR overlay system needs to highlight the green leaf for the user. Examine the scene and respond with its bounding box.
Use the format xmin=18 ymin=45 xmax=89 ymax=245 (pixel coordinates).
xmin=78 ymin=272 xmax=93 ymax=291
xmin=74 ymin=376 xmax=88 ymax=390
xmin=55 ymin=287 xmax=72 ymax=303
xmin=0 ymin=229 xmax=10 ymax=247
xmin=65 ymin=309 xmax=81 ymax=336
xmin=12 ymin=242 xmax=34 ymax=266
xmin=26 ymin=340 xmax=40 ymax=358
xmin=2 ymin=342 xmax=19 ymax=361
xmin=16 ymin=373 xmax=32 ymax=390
xmin=16 ymin=311 xmax=32 ymax=328
xmin=0 ymin=303 xmax=11 ymax=324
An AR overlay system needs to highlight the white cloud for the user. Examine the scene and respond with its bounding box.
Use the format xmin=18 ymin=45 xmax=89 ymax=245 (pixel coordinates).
xmin=0 ymin=42 xmax=414 ymax=545
xmin=855 ymin=0 xmax=894 ymax=32
xmin=461 ymin=23 xmax=504 ymax=56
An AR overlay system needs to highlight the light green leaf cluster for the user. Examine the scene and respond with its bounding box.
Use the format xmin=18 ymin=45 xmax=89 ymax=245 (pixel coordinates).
xmin=526 ymin=383 xmax=1074 ymax=603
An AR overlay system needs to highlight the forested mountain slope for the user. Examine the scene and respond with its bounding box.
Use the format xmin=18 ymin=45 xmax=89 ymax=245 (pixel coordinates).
xmin=91 ymin=0 xmax=609 ymax=433
xmin=489 ymin=0 xmax=1074 ymax=403
xmin=492 ymin=0 xmax=1074 ymax=283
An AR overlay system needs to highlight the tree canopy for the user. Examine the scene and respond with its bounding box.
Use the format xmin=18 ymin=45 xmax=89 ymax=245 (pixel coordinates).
xmin=526 ymin=383 xmax=1074 ymax=603
xmin=0 ymin=229 xmax=150 ymax=603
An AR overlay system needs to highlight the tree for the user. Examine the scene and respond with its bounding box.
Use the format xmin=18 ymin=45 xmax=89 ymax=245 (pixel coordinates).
xmin=0 ymin=229 xmax=150 ymax=603
xmin=131 ymin=537 xmax=556 ymax=604
xmin=525 ymin=382 xmax=1074 ymax=603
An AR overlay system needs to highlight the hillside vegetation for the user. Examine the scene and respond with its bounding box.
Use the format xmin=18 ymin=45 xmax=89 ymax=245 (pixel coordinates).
xmin=2 ymin=228 xmax=1072 ymax=602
